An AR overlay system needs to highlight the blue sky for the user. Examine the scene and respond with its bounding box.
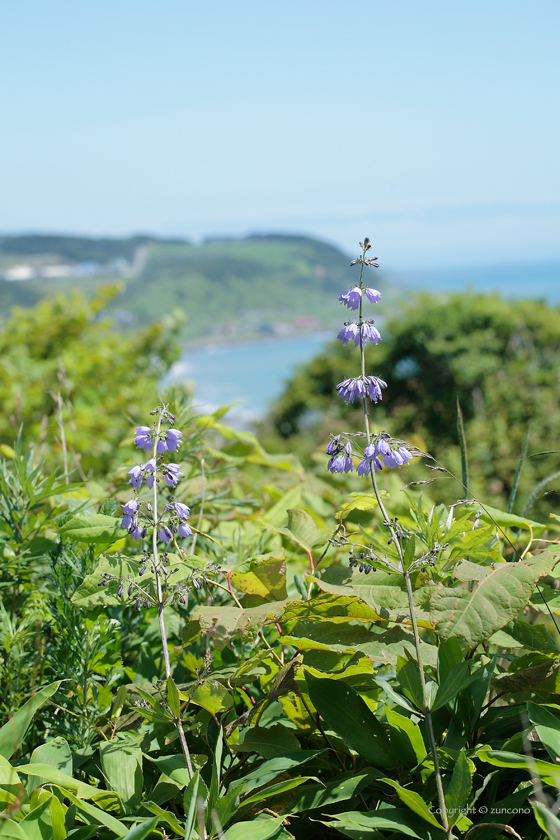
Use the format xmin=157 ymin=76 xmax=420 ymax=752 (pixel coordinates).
xmin=1 ymin=1 xmax=559 ymax=268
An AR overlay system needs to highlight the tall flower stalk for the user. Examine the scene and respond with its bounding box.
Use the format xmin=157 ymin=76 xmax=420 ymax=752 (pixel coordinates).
xmin=105 ymin=403 xmax=196 ymax=777
xmin=328 ymin=239 xmax=451 ymax=839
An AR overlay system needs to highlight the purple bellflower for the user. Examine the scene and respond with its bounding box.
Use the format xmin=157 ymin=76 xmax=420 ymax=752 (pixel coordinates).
xmin=338 ymin=287 xmax=362 ymax=310
xmin=364 ymin=288 xmax=381 ymax=304
xmin=336 ymin=376 xmax=387 ymax=405
xmin=361 ymin=322 xmax=381 ymax=345
xmin=166 ymin=429 xmax=183 ymax=451
xmin=134 ymin=426 xmax=153 ymax=450
xmin=337 ymin=323 xmax=360 ymax=345
xmin=163 ymin=463 xmax=182 ymax=488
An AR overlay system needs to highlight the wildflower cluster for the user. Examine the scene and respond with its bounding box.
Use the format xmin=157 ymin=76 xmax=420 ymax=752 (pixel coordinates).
xmin=327 ymin=238 xmax=415 ymax=476
xmin=120 ymin=407 xmax=192 ymax=543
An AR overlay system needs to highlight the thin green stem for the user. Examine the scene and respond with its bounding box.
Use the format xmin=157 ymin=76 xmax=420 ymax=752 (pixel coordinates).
xmin=151 ymin=408 xmax=194 ymax=778
xmin=355 ymin=242 xmax=451 ymax=838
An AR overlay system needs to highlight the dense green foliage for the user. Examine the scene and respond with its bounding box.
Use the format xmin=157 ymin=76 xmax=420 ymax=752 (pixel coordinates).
xmin=0 ymin=286 xmax=183 ymax=476
xmin=2 ymin=278 xmax=560 ymax=840
xmin=262 ymin=291 xmax=560 ymax=514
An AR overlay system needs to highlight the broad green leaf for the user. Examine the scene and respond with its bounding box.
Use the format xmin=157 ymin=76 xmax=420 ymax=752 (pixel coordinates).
xmin=533 ymin=800 xmax=560 ymax=840
xmin=230 ymin=551 xmax=287 ymax=601
xmin=444 ymin=750 xmax=472 ymax=827
xmin=452 ymin=560 xmax=491 ymax=582
xmin=241 ymin=776 xmax=315 ymax=805
xmin=187 ymin=680 xmax=233 ymax=715
xmin=99 ymin=734 xmax=143 ymax=809
xmin=336 ymin=493 xmax=379 ymax=519
xmin=233 ymin=724 xmax=301 ymax=758
xmin=380 ymin=779 xmax=443 ymax=829
xmin=396 ymin=658 xmax=426 ymax=710
xmin=143 ymin=801 xmax=184 ymax=837
xmin=16 ymin=763 xmax=99 ymax=798
xmin=166 ymin=677 xmax=181 ymax=718
xmin=310 ymin=566 xmax=434 ymax=628
xmin=531 ymin=585 xmax=560 ymax=615
xmin=233 ymin=751 xmax=325 ymax=793
xmin=289 ymin=769 xmax=378 ymax=813
xmin=183 ymin=771 xmax=200 ymax=840
xmin=305 ymin=674 xmax=396 ymax=769
xmin=478 ymin=504 xmax=546 ymax=534
xmin=323 ymin=808 xmax=441 ymax=840
xmin=490 ymin=619 xmax=558 ymax=651
xmin=222 ymin=816 xmax=285 ymax=840
xmin=0 ymin=682 xmax=61 ymax=759
xmin=58 ymin=514 xmax=122 ymax=544
xmin=63 ymin=788 xmax=128 ymax=836
xmin=286 ymin=508 xmax=326 ymax=550
xmin=29 ymin=737 xmax=72 ymax=793
xmin=208 ymin=729 xmax=223 ymax=818
xmin=0 ymin=754 xmax=21 ymax=794
xmin=20 ymin=796 xmax=62 ymax=840
xmin=430 ymin=550 xmax=559 ymax=647
xmin=0 ymin=821 xmax=29 ymax=840
xmin=280 ymin=593 xmax=388 ymax=624
xmin=478 ymin=749 xmax=560 ymax=786
xmin=146 ymin=754 xmax=199 ymax=788
xmin=492 ymin=658 xmax=560 ymax=695
xmin=431 ymin=662 xmax=478 ymax=711
xmin=120 ymin=817 xmax=159 ymax=840
xmin=437 ymin=637 xmax=464 ymax=685
xmin=527 ymin=701 xmax=560 ymax=763
xmin=264 ymin=487 xmax=303 ymax=526
xmin=385 ymin=707 xmax=427 ymax=768
xmin=191 ymin=599 xmax=293 ymax=648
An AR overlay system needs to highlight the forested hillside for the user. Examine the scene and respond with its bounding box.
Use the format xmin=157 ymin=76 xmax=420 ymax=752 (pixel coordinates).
xmin=0 ymin=233 xmax=357 ymax=341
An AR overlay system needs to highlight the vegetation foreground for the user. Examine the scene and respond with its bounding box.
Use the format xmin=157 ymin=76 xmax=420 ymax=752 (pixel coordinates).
xmin=1 ymin=241 xmax=560 ymax=839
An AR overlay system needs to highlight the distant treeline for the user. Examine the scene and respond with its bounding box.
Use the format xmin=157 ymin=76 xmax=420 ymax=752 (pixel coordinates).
xmin=0 ymin=233 xmax=189 ymax=263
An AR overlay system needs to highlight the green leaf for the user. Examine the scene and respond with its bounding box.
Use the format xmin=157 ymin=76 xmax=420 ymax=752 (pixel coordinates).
xmin=60 ymin=787 xmax=129 ymax=837
xmin=222 ymin=816 xmax=285 ymax=840
xmin=492 ymin=658 xmax=560 ymax=695
xmin=233 ymin=724 xmax=301 ymax=758
xmin=0 ymin=682 xmax=61 ymax=759
xmin=430 ymin=550 xmax=560 ymax=647
xmin=15 ymin=763 xmax=99 ymax=798
xmin=99 ymin=734 xmax=143 ymax=809
xmin=431 ymin=662 xmax=478 ymax=711
xmin=208 ymin=729 xmax=223 ymax=819
xmin=533 ymin=800 xmax=560 ymax=840
xmin=527 ymin=701 xmax=560 ymax=763
xmin=385 ymin=707 xmax=426 ymax=768
xmin=396 ymin=658 xmax=426 ymax=710
xmin=146 ymin=754 xmax=201 ymax=788
xmin=280 ymin=593 xmax=388 ymax=624
xmin=120 ymin=817 xmax=159 ymax=840
xmin=59 ymin=514 xmax=123 ymax=544
xmin=230 ymin=551 xmax=287 ymax=601
xmin=233 ymin=751 xmax=325 ymax=793
xmin=478 ymin=748 xmax=560 ymax=786
xmin=305 ymin=673 xmax=396 ymax=769
xmin=187 ymin=680 xmax=233 ymax=715
xmin=241 ymin=776 xmax=315 ymax=805
xmin=323 ymin=808 xmax=444 ymax=840
xmin=28 ymin=737 xmax=73 ymax=793
xmin=490 ymin=618 xmax=558 ymax=651
xmin=309 ymin=566 xmax=434 ymax=628
xmin=289 ymin=769 xmax=378 ymax=813
xmin=286 ymin=508 xmax=326 ymax=550
xmin=166 ymin=677 xmax=181 ymax=718
xmin=20 ymin=796 xmax=63 ymax=840
xmin=478 ymin=504 xmax=546 ymax=534
xmin=0 ymin=821 xmax=30 ymax=840
xmin=191 ymin=600 xmax=293 ymax=648
xmin=183 ymin=771 xmax=200 ymax=840
xmin=444 ymin=750 xmax=472 ymax=827
xmin=380 ymin=780 xmax=443 ymax=829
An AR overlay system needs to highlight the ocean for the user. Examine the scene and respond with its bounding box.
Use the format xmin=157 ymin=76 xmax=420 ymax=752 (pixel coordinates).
xmin=167 ymin=261 xmax=560 ymax=424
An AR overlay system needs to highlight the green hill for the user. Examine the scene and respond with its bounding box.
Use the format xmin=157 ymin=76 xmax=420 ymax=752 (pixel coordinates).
xmin=0 ymin=233 xmax=368 ymax=341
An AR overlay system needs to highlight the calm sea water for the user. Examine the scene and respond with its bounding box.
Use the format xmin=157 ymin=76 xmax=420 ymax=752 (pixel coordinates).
xmin=168 ymin=261 xmax=560 ymax=424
